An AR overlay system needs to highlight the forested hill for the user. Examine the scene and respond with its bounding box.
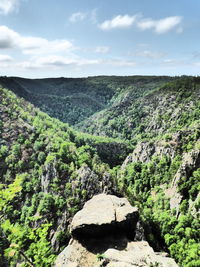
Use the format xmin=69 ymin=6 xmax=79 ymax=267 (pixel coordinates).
xmin=78 ymin=76 xmax=200 ymax=141
xmin=0 ymin=75 xmax=174 ymax=125
xmin=0 ymin=87 xmax=129 ymax=266
xmin=0 ymin=76 xmax=200 ymax=267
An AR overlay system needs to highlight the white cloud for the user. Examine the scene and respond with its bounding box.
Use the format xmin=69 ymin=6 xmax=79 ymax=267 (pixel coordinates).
xmin=162 ymin=58 xmax=184 ymax=66
xmin=99 ymin=14 xmax=182 ymax=34
xmin=133 ymin=50 xmax=166 ymax=59
xmin=69 ymin=9 xmax=98 ymax=24
xmin=0 ymin=25 xmax=73 ymax=55
xmin=95 ymin=46 xmax=110 ymax=54
xmin=22 ymin=39 xmax=73 ymax=55
xmin=137 ymin=16 xmax=182 ymax=34
xmin=0 ymin=0 xmax=19 ymax=15
xmin=0 ymin=54 xmax=13 ymax=61
xmin=4 ymin=55 xmax=136 ymax=72
xmin=0 ymin=25 xmax=18 ymax=48
xmin=99 ymin=15 xmax=138 ymax=30
xmin=69 ymin=12 xmax=87 ymax=23
xmin=32 ymin=55 xmax=76 ymax=67
xmin=13 ymin=55 xmax=101 ymax=70
xmin=36 ymin=57 xmax=135 ymax=68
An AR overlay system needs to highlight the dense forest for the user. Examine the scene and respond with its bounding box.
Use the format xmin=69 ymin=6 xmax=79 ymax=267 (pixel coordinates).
xmin=0 ymin=75 xmax=199 ymax=266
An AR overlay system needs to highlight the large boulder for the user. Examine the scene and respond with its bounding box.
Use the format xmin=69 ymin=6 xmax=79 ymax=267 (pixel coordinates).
xmin=55 ymin=194 xmax=178 ymax=267
xmin=70 ymin=194 xmax=139 ymax=238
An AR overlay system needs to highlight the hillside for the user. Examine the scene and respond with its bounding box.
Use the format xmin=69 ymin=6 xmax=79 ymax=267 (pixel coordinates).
xmin=78 ymin=77 xmax=200 ymax=140
xmin=0 ymin=87 xmax=130 ymax=266
xmin=0 ymin=76 xmax=200 ymax=267
xmin=0 ymin=76 xmax=174 ymax=125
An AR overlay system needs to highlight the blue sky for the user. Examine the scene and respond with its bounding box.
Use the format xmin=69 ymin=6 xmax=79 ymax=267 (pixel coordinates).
xmin=0 ymin=0 xmax=199 ymax=78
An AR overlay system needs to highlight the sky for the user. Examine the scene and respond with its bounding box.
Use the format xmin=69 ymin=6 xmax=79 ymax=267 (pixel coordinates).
xmin=0 ymin=0 xmax=199 ymax=78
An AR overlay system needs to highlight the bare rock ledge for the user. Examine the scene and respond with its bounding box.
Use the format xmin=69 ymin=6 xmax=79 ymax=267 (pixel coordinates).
xmin=55 ymin=194 xmax=178 ymax=267
xmin=70 ymin=194 xmax=139 ymax=238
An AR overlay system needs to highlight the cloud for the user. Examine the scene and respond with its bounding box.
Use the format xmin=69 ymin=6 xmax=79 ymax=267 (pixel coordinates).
xmin=69 ymin=9 xmax=98 ymax=24
xmin=99 ymin=15 xmax=138 ymax=30
xmin=69 ymin=12 xmax=87 ymax=23
xmin=0 ymin=25 xmax=18 ymax=48
xmin=34 ymin=55 xmax=76 ymax=66
xmin=4 ymin=55 xmax=136 ymax=72
xmin=95 ymin=46 xmax=110 ymax=54
xmin=31 ymin=56 xmax=100 ymax=67
xmin=133 ymin=50 xmax=166 ymax=59
xmin=0 ymin=54 xmax=13 ymax=61
xmin=0 ymin=25 xmax=73 ymax=55
xmin=137 ymin=16 xmax=182 ymax=34
xmin=0 ymin=0 xmax=20 ymax=15
xmin=22 ymin=39 xmax=73 ymax=55
xmin=99 ymin=14 xmax=182 ymax=34
xmin=162 ymin=58 xmax=185 ymax=66
xmin=0 ymin=25 xmax=136 ymax=73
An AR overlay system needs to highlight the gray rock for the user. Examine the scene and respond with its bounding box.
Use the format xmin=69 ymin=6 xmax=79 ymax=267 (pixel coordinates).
xmin=70 ymin=194 xmax=139 ymax=238
xmin=103 ymin=241 xmax=178 ymax=267
xmin=55 ymin=239 xmax=178 ymax=267
xmin=55 ymin=194 xmax=178 ymax=267
xmin=71 ymin=166 xmax=115 ymax=200
xmin=122 ymin=138 xmax=177 ymax=168
xmin=165 ymin=149 xmax=200 ymax=212
xmin=41 ymin=159 xmax=58 ymax=193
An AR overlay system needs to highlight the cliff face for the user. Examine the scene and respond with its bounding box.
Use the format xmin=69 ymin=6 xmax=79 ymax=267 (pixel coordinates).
xmin=121 ymin=131 xmax=200 ymax=213
xmin=55 ymin=194 xmax=178 ymax=267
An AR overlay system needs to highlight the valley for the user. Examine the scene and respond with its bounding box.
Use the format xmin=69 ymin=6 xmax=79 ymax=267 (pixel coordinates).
xmin=0 ymin=75 xmax=199 ymax=267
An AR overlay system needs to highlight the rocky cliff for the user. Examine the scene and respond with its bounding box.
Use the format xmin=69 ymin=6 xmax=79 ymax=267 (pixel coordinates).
xmin=55 ymin=194 xmax=178 ymax=267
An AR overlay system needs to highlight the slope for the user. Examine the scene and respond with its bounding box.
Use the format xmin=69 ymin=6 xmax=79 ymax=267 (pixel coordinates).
xmin=0 ymin=76 xmax=200 ymax=267
xmin=0 ymin=86 xmax=130 ymax=266
xmin=78 ymin=77 xmax=200 ymax=141
xmin=0 ymin=75 xmax=173 ymax=125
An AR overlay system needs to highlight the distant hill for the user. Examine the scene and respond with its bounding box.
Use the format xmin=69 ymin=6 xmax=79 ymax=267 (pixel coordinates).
xmin=0 ymin=75 xmax=174 ymax=125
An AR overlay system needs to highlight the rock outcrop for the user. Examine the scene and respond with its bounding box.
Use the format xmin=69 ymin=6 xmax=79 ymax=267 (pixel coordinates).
xmin=165 ymin=149 xmax=200 ymax=212
xmin=70 ymin=194 xmax=138 ymax=239
xmin=55 ymin=194 xmax=178 ymax=267
xmin=74 ymin=166 xmax=115 ymax=199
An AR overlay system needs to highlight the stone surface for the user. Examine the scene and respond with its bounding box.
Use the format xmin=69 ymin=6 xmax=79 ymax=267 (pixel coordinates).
xmin=165 ymin=149 xmax=200 ymax=211
xmin=55 ymin=194 xmax=178 ymax=267
xmin=103 ymin=241 xmax=178 ymax=267
xmin=55 ymin=239 xmax=178 ymax=267
xmin=70 ymin=194 xmax=139 ymax=238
